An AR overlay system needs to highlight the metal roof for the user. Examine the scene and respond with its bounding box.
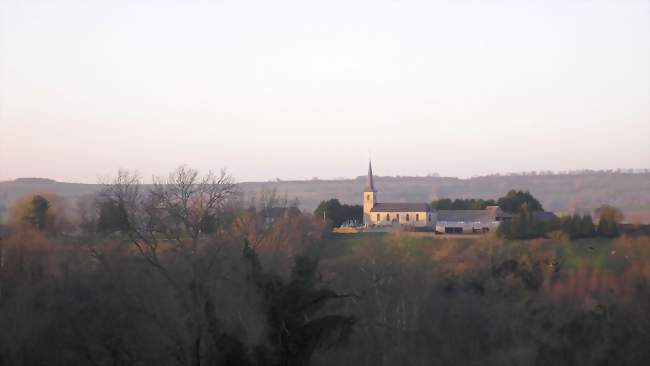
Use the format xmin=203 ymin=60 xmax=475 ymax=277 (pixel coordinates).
xmin=437 ymin=210 xmax=497 ymax=222
xmin=533 ymin=211 xmax=558 ymax=222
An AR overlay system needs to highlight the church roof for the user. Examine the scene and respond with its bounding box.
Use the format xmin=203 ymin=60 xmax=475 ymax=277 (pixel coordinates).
xmin=365 ymin=161 xmax=375 ymax=192
xmin=371 ymin=203 xmax=432 ymax=212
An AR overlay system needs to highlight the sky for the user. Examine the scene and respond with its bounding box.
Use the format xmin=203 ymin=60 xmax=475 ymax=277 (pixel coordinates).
xmin=1 ymin=0 xmax=648 ymax=183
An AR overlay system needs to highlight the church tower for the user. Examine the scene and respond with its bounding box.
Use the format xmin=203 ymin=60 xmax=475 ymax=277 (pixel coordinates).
xmin=363 ymin=160 xmax=377 ymax=227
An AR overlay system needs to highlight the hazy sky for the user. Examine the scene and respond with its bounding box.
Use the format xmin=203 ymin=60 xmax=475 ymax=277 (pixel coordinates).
xmin=1 ymin=0 xmax=648 ymax=183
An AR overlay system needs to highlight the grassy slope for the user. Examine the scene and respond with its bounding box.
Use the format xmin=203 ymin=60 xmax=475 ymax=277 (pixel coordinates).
xmin=311 ymin=233 xmax=627 ymax=273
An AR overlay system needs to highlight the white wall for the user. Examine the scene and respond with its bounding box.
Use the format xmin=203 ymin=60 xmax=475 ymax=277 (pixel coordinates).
xmin=371 ymin=211 xmax=435 ymax=227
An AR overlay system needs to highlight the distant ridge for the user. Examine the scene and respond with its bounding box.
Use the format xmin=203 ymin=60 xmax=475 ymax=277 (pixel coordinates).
xmin=11 ymin=177 xmax=57 ymax=183
xmin=1 ymin=172 xmax=649 ymax=223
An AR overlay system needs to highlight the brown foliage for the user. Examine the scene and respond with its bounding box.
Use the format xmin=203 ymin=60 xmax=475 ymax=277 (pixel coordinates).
xmin=7 ymin=192 xmax=72 ymax=234
xmin=1 ymin=231 xmax=58 ymax=284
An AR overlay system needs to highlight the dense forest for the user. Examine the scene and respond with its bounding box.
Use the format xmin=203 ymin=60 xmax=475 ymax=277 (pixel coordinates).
xmin=0 ymin=167 xmax=649 ymax=365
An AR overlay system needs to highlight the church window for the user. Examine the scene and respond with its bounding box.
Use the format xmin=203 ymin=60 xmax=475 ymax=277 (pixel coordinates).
xmin=405 ymin=214 xmax=409 ymax=221
xmin=376 ymin=214 xmax=380 ymax=221
xmin=386 ymin=214 xmax=390 ymax=221
xmin=416 ymin=214 xmax=419 ymax=221
xmin=366 ymin=194 xmax=370 ymax=201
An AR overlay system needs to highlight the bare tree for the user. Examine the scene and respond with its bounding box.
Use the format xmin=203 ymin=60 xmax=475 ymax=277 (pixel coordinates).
xmin=74 ymin=193 xmax=100 ymax=235
xmin=100 ymin=166 xmax=246 ymax=366
xmin=100 ymin=167 xmax=235 ymax=279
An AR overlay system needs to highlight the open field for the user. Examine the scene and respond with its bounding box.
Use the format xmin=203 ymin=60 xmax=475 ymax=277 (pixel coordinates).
xmin=311 ymin=232 xmax=643 ymax=275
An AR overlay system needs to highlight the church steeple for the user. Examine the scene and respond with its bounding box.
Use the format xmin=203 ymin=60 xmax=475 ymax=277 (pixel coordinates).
xmin=365 ymin=160 xmax=375 ymax=192
xmin=363 ymin=160 xmax=377 ymax=227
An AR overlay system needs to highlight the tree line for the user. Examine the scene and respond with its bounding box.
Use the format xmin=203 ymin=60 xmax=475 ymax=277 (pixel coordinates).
xmin=313 ymin=199 xmax=363 ymax=227
xmin=498 ymin=204 xmax=624 ymax=240
xmin=431 ymin=190 xmax=544 ymax=213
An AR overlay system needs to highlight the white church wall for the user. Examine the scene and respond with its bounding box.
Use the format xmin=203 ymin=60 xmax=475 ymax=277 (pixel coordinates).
xmin=371 ymin=211 xmax=435 ymax=227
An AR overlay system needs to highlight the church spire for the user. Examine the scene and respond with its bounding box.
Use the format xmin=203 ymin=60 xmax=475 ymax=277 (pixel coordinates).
xmin=365 ymin=160 xmax=375 ymax=192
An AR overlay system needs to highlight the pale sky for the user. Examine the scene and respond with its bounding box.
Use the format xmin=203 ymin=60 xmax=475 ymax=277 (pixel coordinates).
xmin=1 ymin=0 xmax=648 ymax=183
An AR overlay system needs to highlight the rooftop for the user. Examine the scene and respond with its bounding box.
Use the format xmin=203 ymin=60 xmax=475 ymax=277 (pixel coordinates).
xmin=370 ymin=202 xmax=432 ymax=212
xmin=437 ymin=208 xmax=513 ymax=222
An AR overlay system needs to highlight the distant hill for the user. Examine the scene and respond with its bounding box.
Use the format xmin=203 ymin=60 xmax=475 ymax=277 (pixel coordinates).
xmin=12 ymin=177 xmax=57 ymax=183
xmin=0 ymin=179 xmax=101 ymax=207
xmin=1 ymin=172 xmax=649 ymax=223
xmin=240 ymin=172 xmax=650 ymax=222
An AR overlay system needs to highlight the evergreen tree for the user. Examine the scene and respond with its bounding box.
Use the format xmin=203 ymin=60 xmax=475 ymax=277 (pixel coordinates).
xmin=243 ymin=242 xmax=355 ymax=365
xmin=497 ymin=190 xmax=543 ymax=213
xmin=558 ymin=214 xmax=597 ymax=240
xmin=431 ymin=198 xmax=453 ymax=210
xmin=579 ymin=215 xmax=596 ymax=238
xmin=569 ymin=214 xmax=582 ymax=239
xmin=497 ymin=203 xmax=547 ymax=239
xmin=23 ymin=195 xmax=50 ymax=231
xmin=314 ymin=199 xmax=362 ymax=227
xmin=431 ymin=198 xmax=497 ymax=210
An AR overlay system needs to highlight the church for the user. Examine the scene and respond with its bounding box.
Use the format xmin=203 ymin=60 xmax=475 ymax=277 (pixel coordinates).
xmin=363 ymin=161 xmax=511 ymax=233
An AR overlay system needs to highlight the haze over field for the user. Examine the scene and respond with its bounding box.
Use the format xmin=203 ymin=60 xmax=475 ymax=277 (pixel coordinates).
xmin=1 ymin=0 xmax=649 ymax=183
xmin=2 ymin=171 xmax=649 ymax=223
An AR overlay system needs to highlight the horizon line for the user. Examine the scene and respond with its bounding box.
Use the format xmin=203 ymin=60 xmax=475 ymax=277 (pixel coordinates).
xmin=3 ymin=167 xmax=650 ymax=185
